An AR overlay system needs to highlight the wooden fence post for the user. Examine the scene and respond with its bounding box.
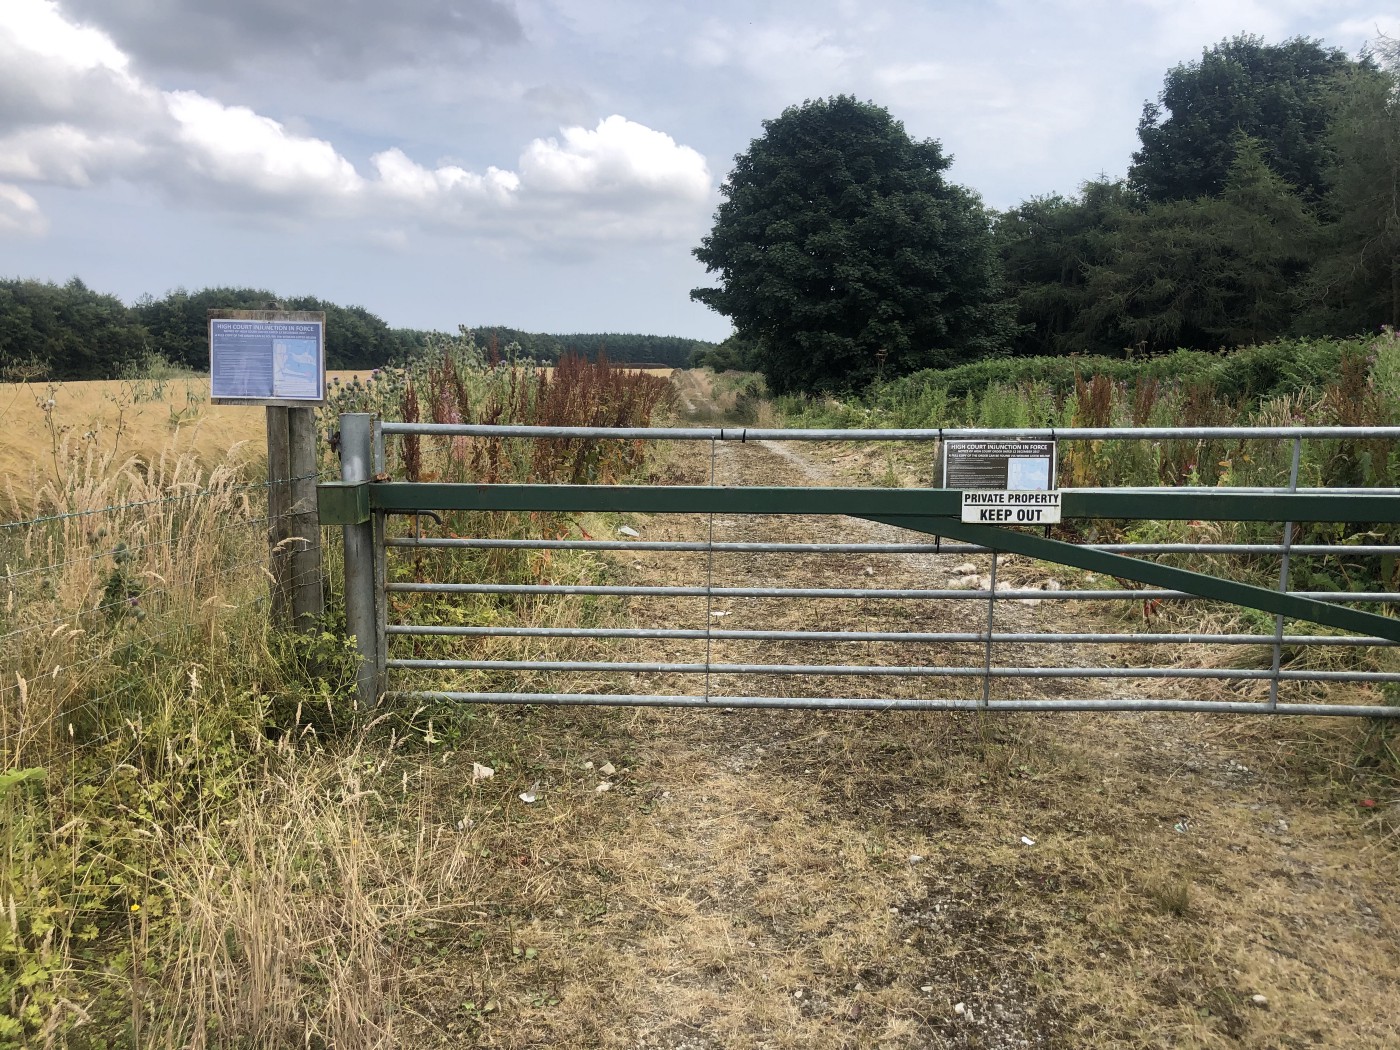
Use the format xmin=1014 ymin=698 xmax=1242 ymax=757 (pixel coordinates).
xmin=288 ymin=406 xmax=324 ymax=630
xmin=266 ymin=406 xmax=292 ymax=624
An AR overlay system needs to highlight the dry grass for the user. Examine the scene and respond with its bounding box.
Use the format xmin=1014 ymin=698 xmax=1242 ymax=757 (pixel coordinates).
xmin=0 ymin=372 xmax=375 ymax=510
xmin=7 ymin=370 xmax=1400 ymax=1049
xmin=148 ymin=725 xmax=492 ymax=1048
xmin=1 ymin=434 xmax=263 ymax=766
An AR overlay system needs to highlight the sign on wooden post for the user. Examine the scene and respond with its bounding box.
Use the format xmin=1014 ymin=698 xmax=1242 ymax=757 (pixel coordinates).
xmin=209 ymin=309 xmax=326 ymax=630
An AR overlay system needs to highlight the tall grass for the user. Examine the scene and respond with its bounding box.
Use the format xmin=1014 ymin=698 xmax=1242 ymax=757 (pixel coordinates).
xmin=1 ymin=420 xmax=278 ymax=1047
xmin=354 ymin=333 xmax=680 ymax=697
xmin=324 ymin=331 xmax=675 ymax=484
xmin=1 ymin=339 xmax=682 ymax=1048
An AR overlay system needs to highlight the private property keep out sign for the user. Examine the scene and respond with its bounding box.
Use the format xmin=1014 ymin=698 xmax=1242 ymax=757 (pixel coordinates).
xmin=961 ymin=490 xmax=1062 ymax=524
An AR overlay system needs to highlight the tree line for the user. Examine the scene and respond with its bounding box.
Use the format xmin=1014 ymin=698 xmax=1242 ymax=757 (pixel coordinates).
xmin=0 ymin=280 xmax=427 ymax=380
xmin=470 ymin=327 xmax=714 ymax=368
xmin=693 ymin=34 xmax=1400 ymax=394
xmin=0 ymin=281 xmax=717 ymax=381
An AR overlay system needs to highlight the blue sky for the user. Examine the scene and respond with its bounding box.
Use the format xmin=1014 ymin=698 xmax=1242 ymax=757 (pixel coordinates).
xmin=1 ymin=0 xmax=1396 ymax=341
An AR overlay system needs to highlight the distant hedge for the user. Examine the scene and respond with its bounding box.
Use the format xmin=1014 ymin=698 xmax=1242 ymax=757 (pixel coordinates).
xmin=876 ymin=338 xmax=1355 ymax=404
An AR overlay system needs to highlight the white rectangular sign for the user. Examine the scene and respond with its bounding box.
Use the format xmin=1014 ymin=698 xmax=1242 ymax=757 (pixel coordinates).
xmin=209 ymin=314 xmax=326 ymax=405
xmin=961 ymin=490 xmax=1062 ymax=525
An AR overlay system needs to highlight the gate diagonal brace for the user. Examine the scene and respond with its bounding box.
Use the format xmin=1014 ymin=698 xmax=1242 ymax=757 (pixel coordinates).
xmin=862 ymin=515 xmax=1400 ymax=644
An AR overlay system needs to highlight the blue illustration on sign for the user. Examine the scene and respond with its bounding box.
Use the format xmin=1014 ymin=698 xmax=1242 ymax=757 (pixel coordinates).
xmin=1007 ymin=457 xmax=1051 ymax=490
xmin=210 ymin=320 xmax=324 ymax=401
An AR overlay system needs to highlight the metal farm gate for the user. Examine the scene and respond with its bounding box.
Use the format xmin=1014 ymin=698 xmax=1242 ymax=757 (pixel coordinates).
xmin=318 ymin=414 xmax=1400 ymax=718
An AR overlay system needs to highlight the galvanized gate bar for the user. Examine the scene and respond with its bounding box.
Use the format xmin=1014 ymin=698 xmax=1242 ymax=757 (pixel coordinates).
xmin=380 ymin=422 xmax=1400 ymax=440
xmin=396 ymin=690 xmax=1400 ymax=717
xmin=863 ymin=515 xmax=1400 ymax=642
xmin=367 ymin=482 xmax=1400 ymax=523
xmin=386 ymin=536 xmax=1400 ymax=556
xmin=387 ymin=581 xmax=1179 ymax=598
xmin=384 ymin=625 xmax=1393 ymax=645
xmin=384 ymin=657 xmax=1400 ymax=683
xmin=386 ymin=580 xmax=1396 ymax=604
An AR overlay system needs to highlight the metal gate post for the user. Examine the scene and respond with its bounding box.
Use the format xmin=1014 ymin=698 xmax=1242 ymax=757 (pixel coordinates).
xmin=340 ymin=413 xmax=381 ymax=707
xmin=371 ymin=419 xmax=388 ymax=686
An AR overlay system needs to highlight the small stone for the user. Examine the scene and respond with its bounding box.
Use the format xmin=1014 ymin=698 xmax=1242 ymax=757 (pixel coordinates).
xmin=793 ymin=989 xmax=803 ymax=999
xmin=953 ymin=1000 xmax=964 ymax=1013
xmin=600 ymin=762 xmax=616 ymax=776
xmin=595 ymin=781 xmax=613 ymax=794
xmin=922 ymin=985 xmax=934 ymax=993
xmin=583 ymin=761 xmax=594 ymax=769
xmin=1251 ymin=994 xmax=1269 ymax=1008
xmin=908 ymin=854 xmax=925 ymax=864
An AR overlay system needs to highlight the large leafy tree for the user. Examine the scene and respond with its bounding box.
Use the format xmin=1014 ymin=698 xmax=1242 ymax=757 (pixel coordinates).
xmin=691 ymin=96 xmax=1012 ymax=395
xmin=1131 ymin=35 xmax=1360 ymax=203
xmin=1081 ymin=138 xmax=1316 ymax=354
xmin=993 ymin=178 xmax=1140 ymax=357
xmin=1306 ymin=37 xmax=1400 ymax=331
xmin=1210 ymin=137 xmax=1318 ymax=344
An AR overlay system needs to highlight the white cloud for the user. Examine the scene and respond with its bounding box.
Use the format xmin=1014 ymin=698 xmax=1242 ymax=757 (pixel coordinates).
xmin=0 ymin=0 xmax=132 ymax=79
xmin=0 ymin=1 xmax=159 ymax=134
xmin=0 ymin=1 xmax=711 ymax=245
xmin=0 ymin=125 xmax=149 ymax=187
xmin=0 ymin=183 xmax=47 ymax=237
xmin=1332 ymin=14 xmax=1400 ymax=48
xmin=690 ymin=20 xmax=855 ymax=77
xmin=371 ymin=148 xmax=519 ymax=205
xmin=166 ymin=91 xmax=365 ymax=202
xmin=1121 ymin=0 xmax=1294 ymax=60
xmin=875 ymin=62 xmax=1019 ymax=114
xmin=519 ymin=116 xmax=710 ymax=200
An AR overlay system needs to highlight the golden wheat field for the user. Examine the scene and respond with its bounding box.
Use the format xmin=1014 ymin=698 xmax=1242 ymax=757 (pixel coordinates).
xmin=0 ymin=377 xmax=273 ymax=510
xmin=0 ymin=368 xmax=672 ymax=511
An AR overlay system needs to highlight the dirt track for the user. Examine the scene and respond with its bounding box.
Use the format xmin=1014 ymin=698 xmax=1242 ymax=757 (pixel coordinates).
xmin=408 ymin=418 xmax=1400 ymax=1049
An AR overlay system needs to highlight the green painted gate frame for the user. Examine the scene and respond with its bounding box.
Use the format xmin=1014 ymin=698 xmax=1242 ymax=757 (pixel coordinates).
xmin=317 ymin=481 xmax=1400 ymax=644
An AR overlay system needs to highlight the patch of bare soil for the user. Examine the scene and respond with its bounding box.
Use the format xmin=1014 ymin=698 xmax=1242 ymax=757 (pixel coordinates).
xmin=402 ymin=424 xmax=1400 ymax=1049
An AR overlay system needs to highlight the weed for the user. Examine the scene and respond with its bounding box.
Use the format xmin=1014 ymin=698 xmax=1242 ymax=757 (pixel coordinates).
xmin=1144 ymin=877 xmax=1193 ymax=918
